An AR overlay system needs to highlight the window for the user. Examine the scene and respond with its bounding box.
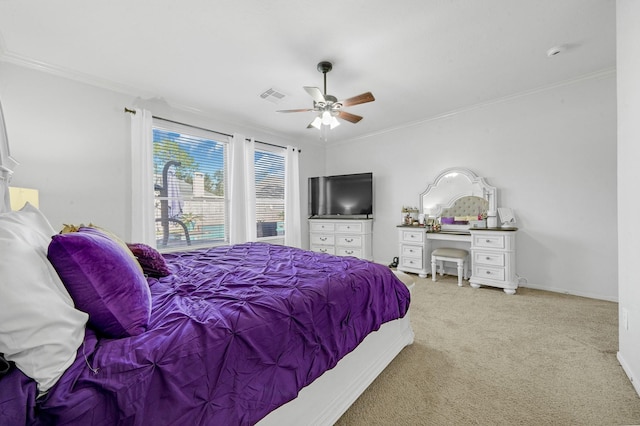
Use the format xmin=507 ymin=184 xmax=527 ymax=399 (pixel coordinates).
xmin=153 ymin=124 xmax=228 ymax=250
xmin=151 ymin=122 xmax=287 ymax=251
xmin=254 ymin=144 xmax=285 ymax=240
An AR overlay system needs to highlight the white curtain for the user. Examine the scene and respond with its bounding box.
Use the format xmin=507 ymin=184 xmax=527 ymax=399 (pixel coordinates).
xmin=229 ymin=134 xmax=256 ymax=244
xmin=284 ymin=146 xmax=301 ymax=248
xmin=130 ymin=109 xmax=156 ymax=246
xmin=245 ymin=138 xmax=256 ymax=242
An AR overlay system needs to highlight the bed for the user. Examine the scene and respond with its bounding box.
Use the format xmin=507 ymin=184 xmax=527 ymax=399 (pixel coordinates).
xmin=0 ymin=204 xmax=414 ymax=425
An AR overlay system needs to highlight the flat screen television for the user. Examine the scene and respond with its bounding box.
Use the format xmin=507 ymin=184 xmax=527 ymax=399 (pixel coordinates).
xmin=308 ymin=172 xmax=373 ymax=218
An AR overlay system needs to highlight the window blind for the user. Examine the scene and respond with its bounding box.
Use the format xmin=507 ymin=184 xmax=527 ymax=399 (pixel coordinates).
xmin=254 ymin=144 xmax=285 ymax=238
xmin=153 ymin=125 xmax=228 ymax=249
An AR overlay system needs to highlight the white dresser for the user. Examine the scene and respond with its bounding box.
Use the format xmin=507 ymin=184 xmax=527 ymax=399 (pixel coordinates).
xmin=469 ymin=228 xmax=518 ymax=294
xmin=309 ymin=219 xmax=373 ymax=261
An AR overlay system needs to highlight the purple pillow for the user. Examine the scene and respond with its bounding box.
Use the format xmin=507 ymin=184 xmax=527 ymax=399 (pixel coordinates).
xmin=47 ymin=229 xmax=151 ymax=338
xmin=127 ymin=243 xmax=171 ymax=278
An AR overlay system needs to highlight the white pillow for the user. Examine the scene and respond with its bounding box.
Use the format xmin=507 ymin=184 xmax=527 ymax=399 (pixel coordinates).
xmin=0 ymin=203 xmax=88 ymax=394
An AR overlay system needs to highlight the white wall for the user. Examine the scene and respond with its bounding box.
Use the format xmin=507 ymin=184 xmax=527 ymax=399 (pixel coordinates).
xmin=617 ymin=0 xmax=640 ymax=398
xmin=0 ymin=56 xmax=619 ymax=303
xmin=325 ymin=74 xmax=618 ymax=301
xmin=0 ymin=61 xmax=325 ymax=249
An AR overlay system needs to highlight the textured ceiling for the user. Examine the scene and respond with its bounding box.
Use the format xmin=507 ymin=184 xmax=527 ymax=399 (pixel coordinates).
xmin=0 ymin=0 xmax=616 ymax=145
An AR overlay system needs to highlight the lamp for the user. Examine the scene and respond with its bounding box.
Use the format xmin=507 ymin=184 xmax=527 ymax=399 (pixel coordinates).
xmin=321 ymin=111 xmax=332 ymax=126
xmin=311 ymin=110 xmax=340 ymax=132
xmin=9 ymin=186 xmax=39 ymax=211
xmin=310 ymin=116 xmax=322 ymax=130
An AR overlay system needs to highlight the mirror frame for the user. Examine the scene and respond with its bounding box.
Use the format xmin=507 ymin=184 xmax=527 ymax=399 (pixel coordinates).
xmin=420 ymin=167 xmax=497 ymax=222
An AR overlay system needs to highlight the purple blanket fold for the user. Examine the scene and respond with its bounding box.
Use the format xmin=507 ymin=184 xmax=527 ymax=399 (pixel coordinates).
xmin=0 ymin=243 xmax=410 ymax=425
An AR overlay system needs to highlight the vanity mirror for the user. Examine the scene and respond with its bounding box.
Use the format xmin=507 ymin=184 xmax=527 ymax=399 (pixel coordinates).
xmin=420 ymin=168 xmax=497 ymax=228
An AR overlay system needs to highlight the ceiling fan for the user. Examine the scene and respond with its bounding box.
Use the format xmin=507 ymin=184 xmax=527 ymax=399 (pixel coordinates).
xmin=277 ymin=61 xmax=375 ymax=130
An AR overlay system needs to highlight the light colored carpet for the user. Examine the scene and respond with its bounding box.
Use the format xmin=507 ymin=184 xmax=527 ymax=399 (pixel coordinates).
xmin=335 ymin=275 xmax=640 ymax=425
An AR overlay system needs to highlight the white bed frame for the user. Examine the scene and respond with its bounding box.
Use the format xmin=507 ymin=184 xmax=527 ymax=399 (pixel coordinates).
xmin=259 ymin=279 xmax=415 ymax=426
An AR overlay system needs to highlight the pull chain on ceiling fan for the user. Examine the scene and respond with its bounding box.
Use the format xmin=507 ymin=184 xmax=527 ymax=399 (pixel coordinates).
xmin=276 ymin=61 xmax=375 ymax=132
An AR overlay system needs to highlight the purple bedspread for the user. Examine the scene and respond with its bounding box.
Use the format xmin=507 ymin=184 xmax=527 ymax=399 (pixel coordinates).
xmin=0 ymin=243 xmax=410 ymax=425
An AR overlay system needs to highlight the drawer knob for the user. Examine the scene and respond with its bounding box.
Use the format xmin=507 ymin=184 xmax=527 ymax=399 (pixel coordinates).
xmin=486 ymin=271 xmax=491 ymax=275
xmin=486 ymin=239 xmax=491 ymax=243
xmin=345 ymin=238 xmax=353 ymax=243
xmin=486 ymin=256 xmax=491 ymax=260
xmin=320 ymin=237 xmax=327 ymax=241
xmin=345 ymin=250 xmax=353 ymax=254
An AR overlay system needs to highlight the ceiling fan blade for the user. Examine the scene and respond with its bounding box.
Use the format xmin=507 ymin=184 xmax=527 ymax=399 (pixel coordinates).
xmin=338 ymin=110 xmax=363 ymax=123
xmin=340 ymin=92 xmax=375 ymax=107
xmin=304 ymin=86 xmax=326 ymax=103
xmin=276 ymin=108 xmax=314 ymax=113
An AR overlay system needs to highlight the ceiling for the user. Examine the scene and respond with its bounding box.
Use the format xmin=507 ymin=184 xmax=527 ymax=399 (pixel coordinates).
xmin=0 ymin=0 xmax=616 ymax=145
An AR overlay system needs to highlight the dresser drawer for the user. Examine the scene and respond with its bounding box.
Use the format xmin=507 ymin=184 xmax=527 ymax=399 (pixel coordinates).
xmin=473 ymin=234 xmax=505 ymax=249
xmin=310 ymin=222 xmax=335 ymax=232
xmin=336 ymin=247 xmax=362 ymax=257
xmin=473 ymin=251 xmax=505 ymax=267
xmin=336 ymin=235 xmax=362 ymax=247
xmin=473 ymin=265 xmax=505 ymax=281
xmin=336 ymin=223 xmax=363 ymax=233
xmin=310 ymin=219 xmax=372 ymax=261
xmin=401 ymin=230 xmax=424 ymax=243
xmin=311 ymin=234 xmax=335 ymax=245
xmin=401 ymin=256 xmax=423 ymax=269
xmin=402 ymin=245 xmax=423 ymax=258
xmin=311 ymin=245 xmax=336 ymax=255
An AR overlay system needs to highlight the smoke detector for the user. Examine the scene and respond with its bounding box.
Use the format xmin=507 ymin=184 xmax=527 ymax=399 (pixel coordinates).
xmin=546 ymin=45 xmax=565 ymax=57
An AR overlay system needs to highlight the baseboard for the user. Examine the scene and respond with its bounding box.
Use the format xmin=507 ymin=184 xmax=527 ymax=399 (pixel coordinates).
xmin=617 ymin=351 xmax=640 ymax=398
xmin=519 ymin=282 xmax=618 ymax=302
xmin=374 ymin=266 xmax=619 ymax=302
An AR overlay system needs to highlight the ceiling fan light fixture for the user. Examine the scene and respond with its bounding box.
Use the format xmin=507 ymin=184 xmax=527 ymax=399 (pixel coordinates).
xmin=321 ymin=111 xmax=332 ymax=125
xmin=277 ymin=61 xmax=375 ymax=136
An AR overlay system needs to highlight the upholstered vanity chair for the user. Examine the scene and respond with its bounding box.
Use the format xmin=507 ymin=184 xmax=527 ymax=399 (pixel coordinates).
xmin=431 ymin=248 xmax=469 ymax=286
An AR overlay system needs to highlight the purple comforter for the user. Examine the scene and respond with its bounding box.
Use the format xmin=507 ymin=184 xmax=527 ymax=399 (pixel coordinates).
xmin=0 ymin=243 xmax=410 ymax=425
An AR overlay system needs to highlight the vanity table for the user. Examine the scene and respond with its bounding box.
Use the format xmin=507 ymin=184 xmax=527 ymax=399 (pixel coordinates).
xmin=397 ymin=168 xmax=519 ymax=294
xmin=397 ymin=227 xmax=471 ymax=278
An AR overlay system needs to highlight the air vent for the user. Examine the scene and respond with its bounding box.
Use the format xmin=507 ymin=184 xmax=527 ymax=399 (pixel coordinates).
xmin=259 ymin=88 xmax=287 ymax=104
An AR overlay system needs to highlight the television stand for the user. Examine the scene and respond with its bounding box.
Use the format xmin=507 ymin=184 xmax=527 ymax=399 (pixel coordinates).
xmin=309 ymin=218 xmax=373 ymax=261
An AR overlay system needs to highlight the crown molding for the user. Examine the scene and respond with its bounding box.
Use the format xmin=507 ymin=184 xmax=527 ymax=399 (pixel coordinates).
xmin=0 ymin=47 xmax=615 ymax=150
xmin=329 ymin=67 xmax=616 ymax=147
xmin=0 ymin=48 xmax=303 ymax=145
